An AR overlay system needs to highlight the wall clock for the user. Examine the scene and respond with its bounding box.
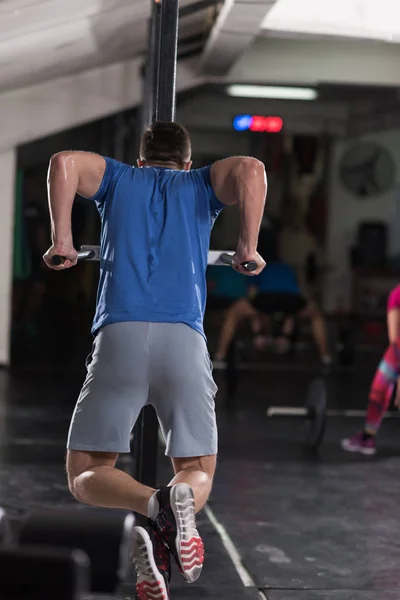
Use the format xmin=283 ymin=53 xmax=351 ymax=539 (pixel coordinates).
xmin=339 ymin=142 xmax=395 ymax=198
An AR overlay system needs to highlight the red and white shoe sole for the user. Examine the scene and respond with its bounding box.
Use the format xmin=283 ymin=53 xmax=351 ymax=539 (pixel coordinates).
xmin=133 ymin=527 xmax=169 ymax=600
xmin=170 ymin=483 xmax=204 ymax=583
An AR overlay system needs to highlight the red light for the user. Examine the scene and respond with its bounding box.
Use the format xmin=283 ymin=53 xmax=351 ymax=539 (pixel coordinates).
xmin=249 ymin=116 xmax=283 ymax=133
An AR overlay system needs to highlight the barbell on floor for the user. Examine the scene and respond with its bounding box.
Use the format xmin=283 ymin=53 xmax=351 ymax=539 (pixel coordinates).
xmin=266 ymin=378 xmax=329 ymax=450
xmin=267 ymin=379 xmax=400 ymax=450
xmin=0 ymin=507 xmax=12 ymax=548
xmin=267 ymin=407 xmax=400 ymax=418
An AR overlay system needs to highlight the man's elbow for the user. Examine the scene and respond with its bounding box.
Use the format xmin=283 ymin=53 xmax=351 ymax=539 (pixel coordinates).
xmin=50 ymin=151 xmax=72 ymax=165
xmin=235 ymin=157 xmax=266 ymax=181
xmin=48 ymin=152 xmax=76 ymax=180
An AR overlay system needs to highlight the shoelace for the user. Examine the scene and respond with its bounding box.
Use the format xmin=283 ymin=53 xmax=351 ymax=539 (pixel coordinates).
xmin=175 ymin=496 xmax=196 ymax=535
xmin=134 ymin=543 xmax=154 ymax=577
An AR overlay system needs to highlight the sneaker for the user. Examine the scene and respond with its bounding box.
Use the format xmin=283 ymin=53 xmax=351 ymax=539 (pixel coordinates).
xmin=133 ymin=526 xmax=171 ymax=600
xmin=341 ymin=432 xmax=376 ymax=455
xmin=153 ymin=483 xmax=204 ymax=583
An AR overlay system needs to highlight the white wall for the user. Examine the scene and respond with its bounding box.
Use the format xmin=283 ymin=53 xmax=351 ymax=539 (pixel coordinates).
xmin=232 ymin=36 xmax=400 ymax=87
xmin=188 ymin=128 xmax=252 ymax=158
xmin=0 ymin=149 xmax=16 ymax=365
xmin=325 ymin=129 xmax=400 ymax=312
xmin=0 ymin=57 xmax=202 ymax=153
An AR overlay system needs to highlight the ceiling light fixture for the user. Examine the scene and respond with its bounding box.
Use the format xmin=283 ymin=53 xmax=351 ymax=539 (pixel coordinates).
xmin=227 ymin=85 xmax=318 ymax=101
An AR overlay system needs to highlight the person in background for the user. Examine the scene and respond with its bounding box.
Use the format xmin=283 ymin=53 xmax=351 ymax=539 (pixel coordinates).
xmin=206 ymin=264 xmax=249 ymax=310
xmin=213 ymin=261 xmax=331 ymax=366
xmin=13 ymin=194 xmax=49 ymax=338
xmin=342 ymin=285 xmax=400 ymax=455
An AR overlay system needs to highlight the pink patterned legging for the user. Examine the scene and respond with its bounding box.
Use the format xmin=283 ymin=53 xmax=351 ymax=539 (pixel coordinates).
xmin=365 ymin=341 xmax=400 ymax=434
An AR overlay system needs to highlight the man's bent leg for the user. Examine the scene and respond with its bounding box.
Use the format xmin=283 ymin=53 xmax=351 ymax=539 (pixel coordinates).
xmin=170 ymin=455 xmax=217 ymax=513
xmin=67 ymin=450 xmax=156 ymax=516
xmin=148 ymin=455 xmax=215 ymax=584
xmin=67 ymin=323 xmax=154 ymax=514
xmin=148 ymin=324 xmax=218 ymax=584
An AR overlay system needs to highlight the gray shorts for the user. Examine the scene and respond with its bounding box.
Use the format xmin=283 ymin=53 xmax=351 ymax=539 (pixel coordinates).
xmin=67 ymin=322 xmax=218 ymax=457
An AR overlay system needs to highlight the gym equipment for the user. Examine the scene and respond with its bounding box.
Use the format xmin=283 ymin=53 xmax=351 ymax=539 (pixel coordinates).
xmin=0 ymin=546 xmax=90 ymax=600
xmin=51 ymin=248 xmax=96 ymax=266
xmin=267 ymin=377 xmax=399 ymax=448
xmin=51 ymin=245 xmax=254 ymax=487
xmin=52 ymin=246 xmax=257 ymax=270
xmin=336 ymin=322 xmax=355 ymax=366
xmin=0 ymin=507 xmax=12 ymax=547
xmin=19 ymin=508 xmax=135 ymax=594
xmin=219 ymin=252 xmax=257 ymax=272
xmin=266 ymin=377 xmax=328 ymax=450
xmin=305 ymin=378 xmax=328 ymax=448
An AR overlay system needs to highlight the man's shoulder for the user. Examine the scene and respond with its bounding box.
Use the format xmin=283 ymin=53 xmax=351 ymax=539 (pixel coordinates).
xmin=192 ymin=165 xmax=212 ymax=175
xmin=103 ymin=156 xmax=133 ymax=171
xmin=189 ymin=165 xmax=213 ymax=186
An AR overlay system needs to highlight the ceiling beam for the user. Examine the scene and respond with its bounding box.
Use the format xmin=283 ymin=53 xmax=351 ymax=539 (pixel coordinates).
xmin=179 ymin=0 xmax=221 ymax=19
xmin=199 ymin=0 xmax=278 ymax=75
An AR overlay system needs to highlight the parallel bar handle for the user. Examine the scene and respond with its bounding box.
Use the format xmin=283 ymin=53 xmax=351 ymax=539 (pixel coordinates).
xmin=51 ymin=250 xmax=95 ymax=267
xmin=219 ymin=252 xmax=257 ymax=272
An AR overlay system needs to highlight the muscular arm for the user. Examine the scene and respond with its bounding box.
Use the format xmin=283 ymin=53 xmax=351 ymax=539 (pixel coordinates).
xmin=210 ymin=157 xmax=267 ymax=256
xmin=47 ymin=151 xmax=106 ymax=246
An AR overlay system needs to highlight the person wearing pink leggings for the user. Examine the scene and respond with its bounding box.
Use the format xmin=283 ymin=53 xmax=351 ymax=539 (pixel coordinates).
xmin=342 ymin=285 xmax=400 ymax=455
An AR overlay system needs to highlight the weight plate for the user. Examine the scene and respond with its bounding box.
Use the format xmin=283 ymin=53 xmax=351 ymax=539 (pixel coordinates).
xmin=305 ymin=378 xmax=327 ymax=449
xmin=19 ymin=508 xmax=135 ymax=594
xmin=0 ymin=546 xmax=90 ymax=600
xmin=0 ymin=508 xmax=12 ymax=547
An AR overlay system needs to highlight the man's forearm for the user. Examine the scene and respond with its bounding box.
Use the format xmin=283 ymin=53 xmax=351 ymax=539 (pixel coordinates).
xmin=235 ymin=159 xmax=267 ymax=253
xmin=47 ymin=153 xmax=78 ymax=246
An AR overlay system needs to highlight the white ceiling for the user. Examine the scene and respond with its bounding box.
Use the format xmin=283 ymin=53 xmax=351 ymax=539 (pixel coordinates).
xmin=262 ymin=0 xmax=400 ymax=43
xmin=0 ymin=0 xmax=215 ymax=93
xmin=2 ymin=0 xmax=400 ymax=95
xmin=200 ymin=0 xmax=278 ymax=75
xmin=1 ymin=0 xmax=400 ymax=146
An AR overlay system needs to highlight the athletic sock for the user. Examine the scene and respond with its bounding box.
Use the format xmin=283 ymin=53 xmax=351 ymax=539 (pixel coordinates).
xmin=362 ymin=431 xmax=375 ymax=441
xmin=147 ymin=491 xmax=160 ymax=521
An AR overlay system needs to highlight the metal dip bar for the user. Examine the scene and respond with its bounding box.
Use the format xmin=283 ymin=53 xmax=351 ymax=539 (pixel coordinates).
xmin=56 ymin=246 xmax=249 ymax=267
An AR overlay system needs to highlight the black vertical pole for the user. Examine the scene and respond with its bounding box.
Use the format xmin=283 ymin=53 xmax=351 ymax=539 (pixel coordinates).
xmin=133 ymin=0 xmax=162 ymax=491
xmin=141 ymin=0 xmax=162 ymax=131
xmin=157 ymin=0 xmax=179 ymax=122
xmin=133 ymin=0 xmax=179 ymax=493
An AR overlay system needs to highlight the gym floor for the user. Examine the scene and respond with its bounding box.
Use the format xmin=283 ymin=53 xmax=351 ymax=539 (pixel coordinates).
xmin=1 ymin=353 xmax=400 ymax=599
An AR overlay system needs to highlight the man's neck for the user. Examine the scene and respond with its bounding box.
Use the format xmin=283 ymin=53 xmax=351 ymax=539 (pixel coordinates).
xmin=145 ymin=161 xmax=181 ymax=170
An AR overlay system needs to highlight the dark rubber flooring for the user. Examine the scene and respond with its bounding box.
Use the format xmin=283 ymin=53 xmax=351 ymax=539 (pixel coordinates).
xmin=1 ymin=350 xmax=400 ymax=599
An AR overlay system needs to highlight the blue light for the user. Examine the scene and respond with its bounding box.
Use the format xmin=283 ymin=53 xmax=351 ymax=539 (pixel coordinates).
xmin=233 ymin=114 xmax=253 ymax=131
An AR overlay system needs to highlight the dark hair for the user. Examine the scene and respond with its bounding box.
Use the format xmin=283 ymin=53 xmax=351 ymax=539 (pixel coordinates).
xmin=139 ymin=121 xmax=191 ymax=166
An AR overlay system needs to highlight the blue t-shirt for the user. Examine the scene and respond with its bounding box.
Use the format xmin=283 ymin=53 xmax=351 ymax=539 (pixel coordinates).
xmin=254 ymin=262 xmax=300 ymax=295
xmin=90 ymin=158 xmax=225 ymax=338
